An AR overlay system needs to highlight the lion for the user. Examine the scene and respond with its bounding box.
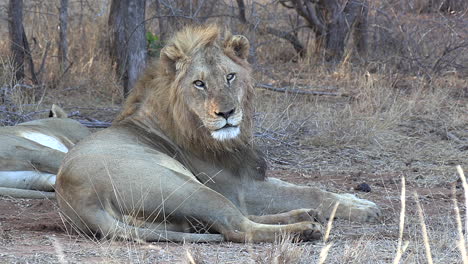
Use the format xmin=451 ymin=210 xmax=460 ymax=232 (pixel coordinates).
xmin=0 ymin=105 xmax=91 ymax=199
xmin=56 ymin=25 xmax=380 ymax=243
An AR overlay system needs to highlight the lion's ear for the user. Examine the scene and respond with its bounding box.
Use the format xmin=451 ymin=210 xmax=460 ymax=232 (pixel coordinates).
xmin=224 ymin=35 xmax=250 ymax=60
xmin=160 ymin=45 xmax=188 ymax=74
xmin=49 ymin=104 xmax=68 ymax=118
xmin=160 ymin=45 xmax=185 ymax=62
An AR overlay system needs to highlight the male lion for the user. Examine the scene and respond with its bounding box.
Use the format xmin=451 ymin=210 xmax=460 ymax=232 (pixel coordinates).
xmin=56 ymin=25 xmax=380 ymax=243
xmin=0 ymin=105 xmax=90 ymax=199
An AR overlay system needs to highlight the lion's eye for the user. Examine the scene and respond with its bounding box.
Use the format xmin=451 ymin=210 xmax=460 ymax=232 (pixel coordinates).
xmin=226 ymin=73 xmax=236 ymax=83
xmin=193 ymin=80 xmax=205 ymax=89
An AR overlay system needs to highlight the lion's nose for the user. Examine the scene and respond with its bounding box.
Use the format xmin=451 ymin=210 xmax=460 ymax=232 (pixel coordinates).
xmin=215 ymin=108 xmax=236 ymax=119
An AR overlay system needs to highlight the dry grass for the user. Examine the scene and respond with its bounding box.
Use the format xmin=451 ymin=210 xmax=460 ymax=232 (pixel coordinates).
xmin=0 ymin=0 xmax=467 ymax=263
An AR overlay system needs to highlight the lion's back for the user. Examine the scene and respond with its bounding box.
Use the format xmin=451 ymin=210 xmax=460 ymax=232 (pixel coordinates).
xmin=57 ymin=126 xmax=195 ymax=188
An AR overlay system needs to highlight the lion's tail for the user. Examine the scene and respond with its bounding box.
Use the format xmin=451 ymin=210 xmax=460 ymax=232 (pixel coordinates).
xmin=90 ymin=208 xmax=225 ymax=243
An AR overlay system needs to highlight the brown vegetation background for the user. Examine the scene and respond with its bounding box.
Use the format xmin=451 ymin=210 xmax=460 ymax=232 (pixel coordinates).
xmin=0 ymin=0 xmax=467 ymax=263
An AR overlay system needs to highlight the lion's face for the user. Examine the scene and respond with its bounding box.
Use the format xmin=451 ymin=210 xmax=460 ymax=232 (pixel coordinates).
xmin=156 ymin=29 xmax=252 ymax=142
xmin=118 ymin=26 xmax=254 ymax=146
xmin=178 ymin=46 xmax=247 ymax=141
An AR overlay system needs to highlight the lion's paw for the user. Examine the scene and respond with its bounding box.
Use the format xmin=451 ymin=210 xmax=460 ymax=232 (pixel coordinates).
xmin=288 ymin=208 xmax=325 ymax=224
xmin=297 ymin=222 xmax=322 ymax=241
xmin=330 ymin=193 xmax=381 ymax=223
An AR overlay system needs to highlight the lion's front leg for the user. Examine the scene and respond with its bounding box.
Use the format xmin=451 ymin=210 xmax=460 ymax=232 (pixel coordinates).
xmin=248 ymin=208 xmax=323 ymax=225
xmin=237 ymin=178 xmax=381 ymax=223
xmin=325 ymin=192 xmax=381 ymax=222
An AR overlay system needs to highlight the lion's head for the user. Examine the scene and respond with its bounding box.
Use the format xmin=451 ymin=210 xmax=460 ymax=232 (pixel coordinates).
xmin=116 ymin=25 xmax=255 ymax=153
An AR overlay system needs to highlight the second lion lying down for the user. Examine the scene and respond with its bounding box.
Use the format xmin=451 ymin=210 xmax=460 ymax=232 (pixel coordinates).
xmin=0 ymin=105 xmax=90 ymax=199
xmin=56 ymin=25 xmax=381 ymax=243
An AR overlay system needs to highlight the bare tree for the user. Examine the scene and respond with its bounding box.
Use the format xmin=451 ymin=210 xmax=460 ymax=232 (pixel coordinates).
xmin=235 ymin=0 xmax=306 ymax=56
xmin=154 ymin=0 xmax=217 ymax=43
xmin=280 ymin=0 xmax=369 ymax=62
xmin=154 ymin=0 xmax=168 ymax=42
xmin=109 ymin=0 xmax=147 ymax=96
xmin=58 ymin=0 xmax=69 ymax=70
xmin=8 ymin=0 xmax=25 ymax=81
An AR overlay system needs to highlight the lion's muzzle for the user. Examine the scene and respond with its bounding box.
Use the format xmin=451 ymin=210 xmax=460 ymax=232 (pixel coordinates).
xmin=208 ymin=109 xmax=243 ymax=141
xmin=214 ymin=108 xmax=236 ymax=119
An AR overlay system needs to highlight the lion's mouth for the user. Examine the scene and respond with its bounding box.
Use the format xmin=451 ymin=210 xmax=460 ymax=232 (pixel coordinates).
xmin=215 ymin=124 xmax=237 ymax=131
xmin=211 ymin=125 xmax=240 ymax=141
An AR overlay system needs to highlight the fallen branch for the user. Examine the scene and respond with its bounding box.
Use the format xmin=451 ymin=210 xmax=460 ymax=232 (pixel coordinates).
xmin=64 ymin=106 xmax=121 ymax=112
xmin=78 ymin=120 xmax=111 ymax=128
xmin=0 ymin=108 xmax=49 ymax=125
xmin=256 ymin=83 xmax=349 ymax=97
xmin=66 ymin=109 xmax=114 ymax=128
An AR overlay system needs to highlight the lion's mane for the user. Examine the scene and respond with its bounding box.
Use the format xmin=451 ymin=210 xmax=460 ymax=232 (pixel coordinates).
xmin=114 ymin=25 xmax=266 ymax=179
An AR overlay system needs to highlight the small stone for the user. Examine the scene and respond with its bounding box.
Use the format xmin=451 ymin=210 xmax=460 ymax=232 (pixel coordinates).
xmin=415 ymin=175 xmax=424 ymax=180
xmin=355 ymin=183 xmax=371 ymax=192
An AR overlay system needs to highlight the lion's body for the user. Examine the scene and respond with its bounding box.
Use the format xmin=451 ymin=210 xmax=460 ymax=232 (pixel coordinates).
xmin=0 ymin=105 xmax=90 ymax=198
xmin=56 ymin=25 xmax=380 ymax=243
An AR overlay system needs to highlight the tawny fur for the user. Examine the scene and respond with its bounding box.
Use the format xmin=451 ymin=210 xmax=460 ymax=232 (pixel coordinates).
xmin=115 ymin=25 xmax=263 ymax=177
xmin=56 ymin=25 xmax=380 ymax=243
xmin=0 ymin=105 xmax=90 ymax=198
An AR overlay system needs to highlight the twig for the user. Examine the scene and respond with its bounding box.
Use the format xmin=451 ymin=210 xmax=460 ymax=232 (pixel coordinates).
xmin=324 ymin=202 xmax=339 ymax=243
xmin=256 ymin=83 xmax=349 ymax=97
xmin=35 ymin=41 xmax=51 ymax=77
xmin=269 ymin=157 xmax=292 ymax=165
xmin=318 ymin=243 xmax=333 ymax=264
xmin=186 ymin=249 xmax=196 ymax=264
xmin=457 ymin=165 xmax=468 ymax=244
xmin=447 ymin=132 xmax=465 ymax=144
xmin=414 ymin=192 xmax=434 ymax=264
xmin=453 ymin=166 xmax=468 ymax=264
xmin=318 ymin=202 xmax=339 ymax=264
xmin=393 ymin=176 xmax=407 ymax=264
xmin=58 ymin=60 xmax=74 ymax=79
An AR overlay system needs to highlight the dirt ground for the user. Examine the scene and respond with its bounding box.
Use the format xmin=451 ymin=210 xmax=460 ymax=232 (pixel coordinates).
xmin=1 ymin=86 xmax=467 ymax=263
xmin=1 ymin=80 xmax=466 ymax=263
xmin=0 ymin=167 xmax=464 ymax=263
xmin=1 ymin=0 xmax=467 ymax=261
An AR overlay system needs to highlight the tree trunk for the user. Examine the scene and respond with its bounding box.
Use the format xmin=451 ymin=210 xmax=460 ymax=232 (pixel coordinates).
xmin=22 ymin=26 xmax=38 ymax=85
xmin=320 ymin=0 xmax=368 ymax=62
xmin=235 ymin=0 xmax=305 ymax=56
xmin=7 ymin=0 xmax=39 ymax=85
xmin=58 ymin=0 xmax=69 ymax=70
xmin=280 ymin=0 xmax=369 ymax=63
xmin=312 ymin=0 xmax=349 ymax=61
xmin=8 ymin=0 xmax=24 ymax=81
xmin=109 ymin=0 xmax=147 ymax=97
xmin=154 ymin=0 xmax=168 ymax=42
xmin=126 ymin=0 xmax=147 ymax=95
xmin=352 ymin=2 xmax=368 ymax=61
